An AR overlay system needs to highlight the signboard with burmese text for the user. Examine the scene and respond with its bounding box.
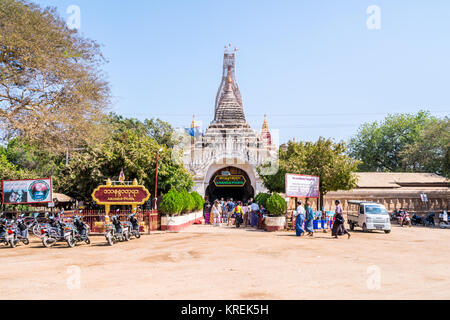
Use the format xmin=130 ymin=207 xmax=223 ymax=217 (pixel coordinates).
xmin=285 ymin=174 xmax=320 ymax=198
xmin=91 ymin=185 xmax=150 ymax=205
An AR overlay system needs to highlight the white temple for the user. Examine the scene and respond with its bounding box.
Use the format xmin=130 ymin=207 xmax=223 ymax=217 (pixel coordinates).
xmin=182 ymin=47 xmax=278 ymax=201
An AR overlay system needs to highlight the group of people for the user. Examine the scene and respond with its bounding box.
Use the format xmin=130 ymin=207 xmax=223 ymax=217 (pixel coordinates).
xmin=205 ymin=197 xmax=352 ymax=239
xmin=207 ymin=198 xmax=266 ymax=229
xmin=293 ymin=200 xmax=351 ymax=239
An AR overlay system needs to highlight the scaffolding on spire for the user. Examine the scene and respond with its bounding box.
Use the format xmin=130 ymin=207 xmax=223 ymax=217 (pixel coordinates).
xmin=214 ymin=45 xmax=243 ymax=118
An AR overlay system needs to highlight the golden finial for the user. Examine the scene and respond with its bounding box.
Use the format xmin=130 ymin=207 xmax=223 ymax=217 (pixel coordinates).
xmin=191 ymin=114 xmax=196 ymax=128
xmin=262 ymin=114 xmax=269 ymax=131
xmin=227 ymin=72 xmax=232 ymax=84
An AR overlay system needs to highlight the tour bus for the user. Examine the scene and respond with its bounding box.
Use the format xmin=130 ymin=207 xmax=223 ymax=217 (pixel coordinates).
xmin=346 ymin=201 xmax=391 ymax=233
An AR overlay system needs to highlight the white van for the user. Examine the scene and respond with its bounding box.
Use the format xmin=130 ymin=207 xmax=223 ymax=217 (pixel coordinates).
xmin=347 ymin=201 xmax=391 ymax=233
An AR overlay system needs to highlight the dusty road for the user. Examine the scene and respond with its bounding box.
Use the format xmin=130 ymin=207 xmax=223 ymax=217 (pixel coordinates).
xmin=1 ymin=224 xmax=449 ymax=300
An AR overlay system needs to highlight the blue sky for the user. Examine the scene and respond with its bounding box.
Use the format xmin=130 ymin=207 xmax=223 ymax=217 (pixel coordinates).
xmin=37 ymin=0 xmax=450 ymax=144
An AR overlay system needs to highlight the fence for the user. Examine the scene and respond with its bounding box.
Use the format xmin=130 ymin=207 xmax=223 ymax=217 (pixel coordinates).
xmin=60 ymin=209 xmax=161 ymax=233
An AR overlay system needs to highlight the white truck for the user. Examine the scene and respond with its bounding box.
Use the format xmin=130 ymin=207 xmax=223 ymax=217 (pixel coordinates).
xmin=347 ymin=201 xmax=391 ymax=233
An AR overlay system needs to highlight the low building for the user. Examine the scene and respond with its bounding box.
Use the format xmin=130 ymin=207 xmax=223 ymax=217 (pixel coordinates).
xmin=323 ymin=172 xmax=449 ymax=214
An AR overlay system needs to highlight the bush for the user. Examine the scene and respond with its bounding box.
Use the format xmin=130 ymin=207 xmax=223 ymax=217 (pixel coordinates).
xmin=160 ymin=189 xmax=183 ymax=215
xmin=254 ymin=192 xmax=270 ymax=208
xmin=179 ymin=189 xmax=196 ymax=213
xmin=265 ymin=193 xmax=287 ymax=216
xmin=190 ymin=191 xmax=205 ymax=211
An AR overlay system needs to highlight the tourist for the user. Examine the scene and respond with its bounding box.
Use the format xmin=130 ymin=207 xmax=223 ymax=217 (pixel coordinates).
xmin=250 ymin=201 xmax=259 ymax=227
xmin=226 ymin=198 xmax=235 ymax=226
xmin=305 ymin=201 xmax=314 ymax=236
xmin=242 ymin=201 xmax=249 ymax=227
xmin=203 ymin=198 xmax=211 ymax=221
xmin=234 ymin=202 xmax=244 ymax=228
xmin=258 ymin=204 xmax=266 ymax=229
xmin=246 ymin=202 xmax=252 ymax=226
xmin=331 ymin=200 xmax=351 ymax=239
xmin=220 ymin=198 xmax=226 ymax=223
xmin=293 ymin=201 xmax=305 ymax=237
xmin=211 ymin=200 xmax=221 ymax=227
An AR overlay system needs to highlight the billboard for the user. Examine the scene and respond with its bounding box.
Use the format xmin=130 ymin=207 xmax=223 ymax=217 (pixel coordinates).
xmin=285 ymin=174 xmax=320 ymax=198
xmin=2 ymin=178 xmax=53 ymax=204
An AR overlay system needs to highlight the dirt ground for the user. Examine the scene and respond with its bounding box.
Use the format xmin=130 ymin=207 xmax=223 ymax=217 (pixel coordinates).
xmin=1 ymin=223 xmax=449 ymax=300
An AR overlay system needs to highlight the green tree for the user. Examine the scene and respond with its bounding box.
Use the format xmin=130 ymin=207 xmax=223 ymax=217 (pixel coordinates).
xmin=258 ymin=138 xmax=359 ymax=208
xmin=400 ymin=117 xmax=450 ymax=177
xmin=348 ymin=111 xmax=436 ymax=172
xmin=0 ymin=0 xmax=109 ymax=152
xmin=57 ymin=116 xmax=193 ymax=200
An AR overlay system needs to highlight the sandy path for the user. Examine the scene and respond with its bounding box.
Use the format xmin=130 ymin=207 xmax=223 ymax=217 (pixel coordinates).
xmin=1 ymin=224 xmax=449 ymax=300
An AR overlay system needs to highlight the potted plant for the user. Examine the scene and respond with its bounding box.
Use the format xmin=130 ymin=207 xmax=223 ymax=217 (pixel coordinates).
xmin=264 ymin=193 xmax=287 ymax=232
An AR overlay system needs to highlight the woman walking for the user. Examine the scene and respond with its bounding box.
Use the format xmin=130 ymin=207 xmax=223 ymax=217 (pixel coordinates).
xmin=211 ymin=200 xmax=221 ymax=227
xmin=332 ymin=200 xmax=351 ymax=239
xmin=304 ymin=201 xmax=314 ymax=236
xmin=293 ymin=201 xmax=305 ymax=236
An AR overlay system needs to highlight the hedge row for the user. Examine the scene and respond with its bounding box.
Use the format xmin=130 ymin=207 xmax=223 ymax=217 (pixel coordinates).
xmin=160 ymin=189 xmax=205 ymax=215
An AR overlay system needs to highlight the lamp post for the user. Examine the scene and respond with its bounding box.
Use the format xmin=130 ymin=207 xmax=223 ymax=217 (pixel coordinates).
xmin=154 ymin=148 xmax=163 ymax=210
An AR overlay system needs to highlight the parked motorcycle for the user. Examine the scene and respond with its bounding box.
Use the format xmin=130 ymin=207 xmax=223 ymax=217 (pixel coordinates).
xmin=72 ymin=215 xmax=91 ymax=245
xmin=398 ymin=212 xmax=411 ymax=227
xmin=411 ymin=214 xmax=426 ymax=226
xmin=41 ymin=216 xmax=75 ymax=248
xmin=424 ymin=213 xmax=436 ymax=227
xmin=124 ymin=213 xmax=141 ymax=239
xmin=0 ymin=215 xmax=7 ymax=245
xmin=23 ymin=212 xmax=48 ymax=237
xmin=14 ymin=214 xmax=30 ymax=245
xmin=104 ymin=215 xmax=129 ymax=246
xmin=390 ymin=210 xmax=400 ymax=222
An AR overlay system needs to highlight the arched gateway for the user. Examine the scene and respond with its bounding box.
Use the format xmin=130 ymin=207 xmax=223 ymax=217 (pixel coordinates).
xmin=184 ymin=46 xmax=277 ymax=200
xmin=205 ymin=166 xmax=255 ymax=202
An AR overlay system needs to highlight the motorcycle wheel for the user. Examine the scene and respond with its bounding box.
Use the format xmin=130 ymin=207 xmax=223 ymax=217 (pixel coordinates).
xmin=23 ymin=238 xmax=29 ymax=245
xmin=9 ymin=239 xmax=16 ymax=248
xmin=135 ymin=231 xmax=141 ymax=239
xmin=66 ymin=235 xmax=76 ymax=248
xmin=42 ymin=236 xmax=54 ymax=248
xmin=32 ymin=225 xmax=41 ymax=237
xmin=106 ymin=233 xmax=113 ymax=246
xmin=124 ymin=231 xmax=130 ymax=241
xmin=85 ymin=237 xmax=91 ymax=245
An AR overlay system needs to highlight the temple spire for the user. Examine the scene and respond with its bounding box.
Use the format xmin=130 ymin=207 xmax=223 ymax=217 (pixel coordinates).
xmin=213 ymin=47 xmax=247 ymax=125
xmin=260 ymin=114 xmax=272 ymax=145
xmin=214 ymin=45 xmax=243 ymax=116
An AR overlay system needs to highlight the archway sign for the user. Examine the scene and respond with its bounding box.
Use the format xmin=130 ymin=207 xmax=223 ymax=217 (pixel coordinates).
xmin=91 ymin=178 xmax=151 ymax=216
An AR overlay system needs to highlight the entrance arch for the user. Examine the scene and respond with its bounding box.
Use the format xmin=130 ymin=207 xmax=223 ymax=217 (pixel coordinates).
xmin=205 ymin=166 xmax=254 ymax=202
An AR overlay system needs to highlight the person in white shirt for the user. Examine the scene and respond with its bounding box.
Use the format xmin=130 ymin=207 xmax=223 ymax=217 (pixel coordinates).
xmin=211 ymin=200 xmax=221 ymax=227
xmin=293 ymin=201 xmax=306 ymax=236
xmin=440 ymin=210 xmax=448 ymax=224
